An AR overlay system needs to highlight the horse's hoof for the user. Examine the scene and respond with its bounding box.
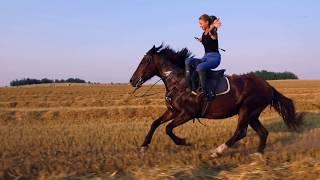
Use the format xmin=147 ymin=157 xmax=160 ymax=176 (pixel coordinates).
xmin=210 ymin=151 xmax=222 ymax=159
xmin=138 ymin=146 xmax=148 ymax=154
xmin=209 ymin=144 xmax=228 ymax=158
xmin=178 ymin=138 xmax=192 ymax=146
xmin=250 ymin=152 xmax=265 ymax=161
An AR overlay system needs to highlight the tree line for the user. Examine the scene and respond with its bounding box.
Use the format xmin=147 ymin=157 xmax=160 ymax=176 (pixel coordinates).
xmin=9 ymin=70 xmax=299 ymax=86
xmin=251 ymin=70 xmax=298 ymax=80
xmin=10 ymin=78 xmax=87 ymax=86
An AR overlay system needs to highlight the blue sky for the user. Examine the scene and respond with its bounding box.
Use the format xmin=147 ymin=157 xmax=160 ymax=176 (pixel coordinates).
xmin=0 ymin=0 xmax=319 ymax=86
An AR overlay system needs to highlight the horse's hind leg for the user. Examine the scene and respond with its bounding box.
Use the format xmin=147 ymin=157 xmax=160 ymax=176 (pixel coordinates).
xmin=210 ymin=108 xmax=250 ymax=158
xmin=140 ymin=110 xmax=174 ymax=150
xmin=249 ymin=118 xmax=269 ymax=154
xmin=165 ymin=113 xmax=192 ymax=146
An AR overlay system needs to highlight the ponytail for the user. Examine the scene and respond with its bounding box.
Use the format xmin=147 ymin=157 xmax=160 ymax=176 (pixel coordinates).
xmin=199 ymin=14 xmax=217 ymax=26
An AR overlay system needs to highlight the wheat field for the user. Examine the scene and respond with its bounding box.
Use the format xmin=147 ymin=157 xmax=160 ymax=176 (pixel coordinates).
xmin=0 ymin=80 xmax=320 ymax=179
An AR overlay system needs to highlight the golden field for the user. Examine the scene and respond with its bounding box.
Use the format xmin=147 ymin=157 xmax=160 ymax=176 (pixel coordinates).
xmin=0 ymin=80 xmax=320 ymax=179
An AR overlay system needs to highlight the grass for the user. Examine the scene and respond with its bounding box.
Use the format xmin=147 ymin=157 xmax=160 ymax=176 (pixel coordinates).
xmin=0 ymin=80 xmax=319 ymax=179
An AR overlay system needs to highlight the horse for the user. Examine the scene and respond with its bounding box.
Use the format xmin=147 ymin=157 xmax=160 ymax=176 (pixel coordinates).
xmin=129 ymin=44 xmax=303 ymax=158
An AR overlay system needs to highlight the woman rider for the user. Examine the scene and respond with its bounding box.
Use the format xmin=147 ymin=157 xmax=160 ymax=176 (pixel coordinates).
xmin=185 ymin=14 xmax=222 ymax=100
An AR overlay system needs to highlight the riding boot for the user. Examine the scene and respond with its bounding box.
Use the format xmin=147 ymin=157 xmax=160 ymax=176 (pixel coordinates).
xmin=198 ymin=71 xmax=209 ymax=117
xmin=185 ymin=65 xmax=193 ymax=92
xmin=191 ymin=71 xmax=199 ymax=95
xmin=211 ymin=79 xmax=217 ymax=99
xmin=198 ymin=71 xmax=213 ymax=101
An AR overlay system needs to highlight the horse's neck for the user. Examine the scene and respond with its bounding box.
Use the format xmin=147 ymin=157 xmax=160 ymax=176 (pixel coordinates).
xmin=158 ymin=63 xmax=184 ymax=92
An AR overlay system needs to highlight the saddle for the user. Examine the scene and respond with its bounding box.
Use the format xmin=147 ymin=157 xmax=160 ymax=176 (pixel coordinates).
xmin=192 ymin=69 xmax=230 ymax=96
xmin=207 ymin=69 xmax=225 ymax=79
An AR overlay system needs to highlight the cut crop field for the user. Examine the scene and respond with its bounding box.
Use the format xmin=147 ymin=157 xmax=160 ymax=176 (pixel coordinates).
xmin=0 ymin=80 xmax=320 ymax=179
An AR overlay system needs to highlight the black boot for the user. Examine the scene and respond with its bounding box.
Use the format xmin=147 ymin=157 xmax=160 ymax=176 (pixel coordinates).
xmin=211 ymin=79 xmax=217 ymax=99
xmin=191 ymin=71 xmax=199 ymax=94
xmin=185 ymin=65 xmax=193 ymax=92
xmin=198 ymin=71 xmax=213 ymax=101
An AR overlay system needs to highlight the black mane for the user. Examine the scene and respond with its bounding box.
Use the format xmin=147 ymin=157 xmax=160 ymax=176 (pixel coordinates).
xmin=147 ymin=44 xmax=192 ymax=69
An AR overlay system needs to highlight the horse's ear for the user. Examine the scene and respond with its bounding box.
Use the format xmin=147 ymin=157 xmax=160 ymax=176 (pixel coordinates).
xmin=158 ymin=43 xmax=164 ymax=49
xmin=147 ymin=45 xmax=156 ymax=55
xmin=155 ymin=43 xmax=163 ymax=52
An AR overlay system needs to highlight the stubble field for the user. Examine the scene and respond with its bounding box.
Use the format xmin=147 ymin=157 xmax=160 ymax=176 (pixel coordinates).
xmin=0 ymin=80 xmax=320 ymax=179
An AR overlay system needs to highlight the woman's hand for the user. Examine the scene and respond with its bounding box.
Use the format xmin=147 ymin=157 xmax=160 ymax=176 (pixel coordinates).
xmin=212 ymin=18 xmax=222 ymax=29
xmin=194 ymin=37 xmax=202 ymax=42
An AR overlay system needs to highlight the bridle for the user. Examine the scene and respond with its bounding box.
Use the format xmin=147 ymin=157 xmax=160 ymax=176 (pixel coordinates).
xmin=129 ymin=55 xmax=176 ymax=98
xmin=129 ymin=54 xmax=160 ymax=97
xmin=134 ymin=55 xmax=152 ymax=88
xmin=129 ymin=52 xmax=207 ymax=126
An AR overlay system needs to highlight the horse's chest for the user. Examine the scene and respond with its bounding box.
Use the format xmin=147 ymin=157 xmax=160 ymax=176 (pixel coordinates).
xmin=165 ymin=88 xmax=197 ymax=112
xmin=165 ymin=88 xmax=179 ymax=111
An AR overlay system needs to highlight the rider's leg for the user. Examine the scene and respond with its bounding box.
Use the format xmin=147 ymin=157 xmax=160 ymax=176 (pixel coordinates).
xmin=197 ymin=70 xmax=211 ymax=99
xmin=185 ymin=62 xmax=193 ymax=92
xmin=198 ymin=53 xmax=221 ymax=71
xmin=185 ymin=57 xmax=202 ymax=93
xmin=191 ymin=70 xmax=199 ymax=92
xmin=196 ymin=53 xmax=221 ymax=100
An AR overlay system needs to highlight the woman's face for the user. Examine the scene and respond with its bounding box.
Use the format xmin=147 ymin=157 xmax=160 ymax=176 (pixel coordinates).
xmin=199 ymin=19 xmax=209 ymax=31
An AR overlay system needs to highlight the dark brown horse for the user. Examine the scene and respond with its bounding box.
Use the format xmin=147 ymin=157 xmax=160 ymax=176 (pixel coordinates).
xmin=129 ymin=44 xmax=303 ymax=158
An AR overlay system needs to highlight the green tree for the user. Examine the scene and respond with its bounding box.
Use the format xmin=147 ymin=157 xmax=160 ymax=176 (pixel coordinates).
xmin=252 ymin=70 xmax=298 ymax=80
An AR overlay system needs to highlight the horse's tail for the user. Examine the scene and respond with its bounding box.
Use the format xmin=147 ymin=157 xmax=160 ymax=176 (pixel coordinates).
xmin=271 ymin=87 xmax=304 ymax=131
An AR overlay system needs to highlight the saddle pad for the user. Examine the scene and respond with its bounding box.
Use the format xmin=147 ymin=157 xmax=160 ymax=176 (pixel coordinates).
xmin=207 ymin=76 xmax=231 ymax=96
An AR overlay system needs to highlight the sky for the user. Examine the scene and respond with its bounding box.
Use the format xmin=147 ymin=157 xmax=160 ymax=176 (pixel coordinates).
xmin=0 ymin=0 xmax=319 ymax=86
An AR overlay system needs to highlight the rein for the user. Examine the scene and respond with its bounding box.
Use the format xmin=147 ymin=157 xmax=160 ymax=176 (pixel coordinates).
xmin=129 ymin=78 xmax=162 ymax=98
xmin=129 ymin=56 xmax=175 ymax=98
xmin=129 ymin=67 xmax=175 ymax=98
xmin=129 ymin=54 xmax=208 ymax=127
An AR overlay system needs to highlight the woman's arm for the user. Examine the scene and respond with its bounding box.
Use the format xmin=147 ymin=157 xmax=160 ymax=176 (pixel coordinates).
xmin=209 ymin=18 xmax=222 ymax=31
xmin=208 ymin=18 xmax=222 ymax=40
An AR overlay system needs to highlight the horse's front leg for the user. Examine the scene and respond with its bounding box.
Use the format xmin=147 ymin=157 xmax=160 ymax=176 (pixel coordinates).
xmin=165 ymin=112 xmax=192 ymax=146
xmin=140 ymin=110 xmax=175 ymax=152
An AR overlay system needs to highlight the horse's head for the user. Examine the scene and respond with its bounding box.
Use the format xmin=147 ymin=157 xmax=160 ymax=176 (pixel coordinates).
xmin=130 ymin=45 xmax=162 ymax=87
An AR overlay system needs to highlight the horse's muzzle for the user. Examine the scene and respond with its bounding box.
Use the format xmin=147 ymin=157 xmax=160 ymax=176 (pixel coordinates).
xmin=130 ymin=77 xmax=143 ymax=87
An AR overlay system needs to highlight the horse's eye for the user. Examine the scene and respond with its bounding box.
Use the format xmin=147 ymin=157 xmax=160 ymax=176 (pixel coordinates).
xmin=142 ymin=57 xmax=150 ymax=65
